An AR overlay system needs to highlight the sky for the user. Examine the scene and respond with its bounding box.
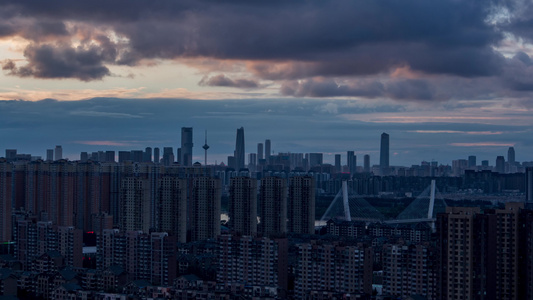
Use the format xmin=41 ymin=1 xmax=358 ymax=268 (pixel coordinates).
xmin=1 ymin=0 xmax=533 ymax=166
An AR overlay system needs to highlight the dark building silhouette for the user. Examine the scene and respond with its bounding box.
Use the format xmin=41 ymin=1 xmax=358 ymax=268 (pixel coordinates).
xmin=180 ymin=127 xmax=193 ymax=166
xmin=229 ymin=177 xmax=257 ymax=236
xmin=380 ymin=133 xmax=390 ymax=176
xmin=235 ymin=127 xmax=245 ymax=170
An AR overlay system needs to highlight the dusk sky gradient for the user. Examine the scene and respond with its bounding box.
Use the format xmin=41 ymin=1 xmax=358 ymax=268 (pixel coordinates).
xmin=1 ymin=0 xmax=533 ymax=166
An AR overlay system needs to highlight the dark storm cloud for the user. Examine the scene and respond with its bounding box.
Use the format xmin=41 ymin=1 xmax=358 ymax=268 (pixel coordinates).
xmin=1 ymin=0 xmax=533 ymax=101
xmin=0 ymin=1 xmax=506 ymax=77
xmin=3 ymin=44 xmax=111 ymax=81
xmin=199 ymin=75 xmax=259 ymax=89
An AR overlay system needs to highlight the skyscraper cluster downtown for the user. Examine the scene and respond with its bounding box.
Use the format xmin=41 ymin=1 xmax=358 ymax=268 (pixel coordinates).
xmin=1 ymin=127 xmax=533 ymax=299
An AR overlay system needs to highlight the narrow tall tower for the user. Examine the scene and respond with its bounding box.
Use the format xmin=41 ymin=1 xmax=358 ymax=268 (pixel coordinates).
xmin=257 ymin=143 xmax=264 ymax=161
xmin=380 ymin=133 xmax=389 ymax=176
xmin=527 ymin=167 xmax=533 ymax=204
xmin=180 ymin=127 xmax=193 ymax=166
xmin=235 ymin=127 xmax=245 ymax=170
xmin=202 ymin=130 xmax=210 ymax=166
xmin=265 ymin=139 xmax=271 ymax=164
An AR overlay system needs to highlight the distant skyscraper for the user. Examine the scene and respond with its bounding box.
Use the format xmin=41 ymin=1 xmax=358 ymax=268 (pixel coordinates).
xmin=309 ymin=153 xmax=323 ymax=168
xmin=334 ymin=154 xmax=341 ymax=173
xmin=265 ymin=139 xmax=271 ymax=164
xmin=153 ymin=147 xmax=160 ymax=163
xmin=259 ymin=177 xmax=287 ymax=236
xmin=80 ymin=152 xmax=88 ymax=162
xmin=55 ymin=145 xmax=63 ymax=161
xmin=144 ymin=147 xmax=152 ymax=162
xmin=347 ymin=151 xmax=356 ymax=175
xmin=229 ymin=177 xmax=257 ymax=236
xmin=481 ymin=160 xmax=489 ymax=167
xmin=508 ymin=147 xmax=516 ymax=165
xmin=364 ymin=154 xmax=370 ymax=173
xmin=46 ymin=149 xmax=54 ymax=161
xmin=180 ymin=127 xmax=193 ymax=166
xmin=380 ymin=133 xmax=389 ymax=176
xmin=190 ymin=177 xmax=221 ymax=241
xmin=118 ymin=151 xmax=131 ymax=163
xmin=162 ymin=147 xmax=174 ymax=166
xmin=248 ymin=153 xmax=257 ymax=170
xmin=288 ymin=176 xmax=315 ymax=234
xmin=105 ymin=151 xmax=115 ymax=162
xmin=495 ymin=156 xmax=505 ymax=173
xmin=130 ymin=150 xmax=143 ymax=162
xmin=5 ymin=149 xmax=16 ymax=162
xmin=257 ymin=143 xmax=264 ymax=161
xmin=527 ymin=167 xmax=533 ymax=204
xmin=468 ymin=155 xmax=476 ymax=168
xmin=235 ymin=127 xmax=245 ymax=170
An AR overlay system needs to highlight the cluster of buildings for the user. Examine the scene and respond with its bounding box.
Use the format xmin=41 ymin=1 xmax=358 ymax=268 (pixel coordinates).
xmin=1 ymin=128 xmax=533 ymax=299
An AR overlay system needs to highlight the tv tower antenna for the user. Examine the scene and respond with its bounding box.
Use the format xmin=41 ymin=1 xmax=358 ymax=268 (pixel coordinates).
xmin=202 ymin=130 xmax=210 ymax=166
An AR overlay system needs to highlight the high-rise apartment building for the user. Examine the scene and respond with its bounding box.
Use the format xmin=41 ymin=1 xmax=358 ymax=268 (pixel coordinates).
xmin=0 ymin=160 xmax=12 ymax=242
xmin=527 ymin=167 xmax=533 ymax=204
xmin=288 ymin=176 xmax=315 ymax=235
xmin=364 ymin=154 xmax=370 ymax=173
xmin=46 ymin=149 xmax=54 ymax=161
xmin=54 ymin=145 xmax=63 ymax=161
xmin=153 ymin=147 xmax=160 ymax=164
xmin=508 ymin=147 xmax=516 ymax=165
xmin=162 ymin=147 xmax=174 ymax=166
xmin=437 ymin=203 xmax=526 ymax=300
xmin=380 ymin=133 xmax=389 ymax=176
xmin=5 ymin=149 xmax=17 ymax=162
xmin=96 ymin=229 xmax=176 ymax=286
xmin=144 ymin=147 xmax=152 ymax=162
xmin=180 ymin=127 xmax=193 ymax=166
xmin=235 ymin=127 xmax=245 ymax=170
xmin=157 ymin=177 xmax=187 ymax=242
xmin=295 ymin=241 xmax=373 ymax=298
xmin=347 ymin=151 xmax=356 ymax=175
xmin=308 ymin=153 xmax=323 ymax=168
xmin=265 ymin=139 xmax=271 ymax=164
xmin=218 ymin=235 xmax=288 ymax=294
xmin=468 ymin=155 xmax=477 ymax=168
xmin=229 ymin=177 xmax=257 ymax=236
xmin=259 ymin=177 xmax=287 ymax=236
xmin=257 ymin=143 xmax=264 ymax=161
xmin=190 ymin=177 xmax=221 ymax=241
xmin=496 ymin=155 xmax=505 ymax=173
xmin=120 ymin=177 xmax=151 ymax=232
xmin=382 ymin=243 xmax=437 ymax=299
xmin=335 ymin=154 xmax=341 ymax=173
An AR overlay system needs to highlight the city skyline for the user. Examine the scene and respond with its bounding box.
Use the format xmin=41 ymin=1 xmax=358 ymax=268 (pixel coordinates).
xmin=1 ymin=98 xmax=530 ymax=167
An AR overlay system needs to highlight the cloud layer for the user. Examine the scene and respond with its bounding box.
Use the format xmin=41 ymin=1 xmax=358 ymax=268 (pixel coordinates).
xmin=1 ymin=0 xmax=533 ymax=101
